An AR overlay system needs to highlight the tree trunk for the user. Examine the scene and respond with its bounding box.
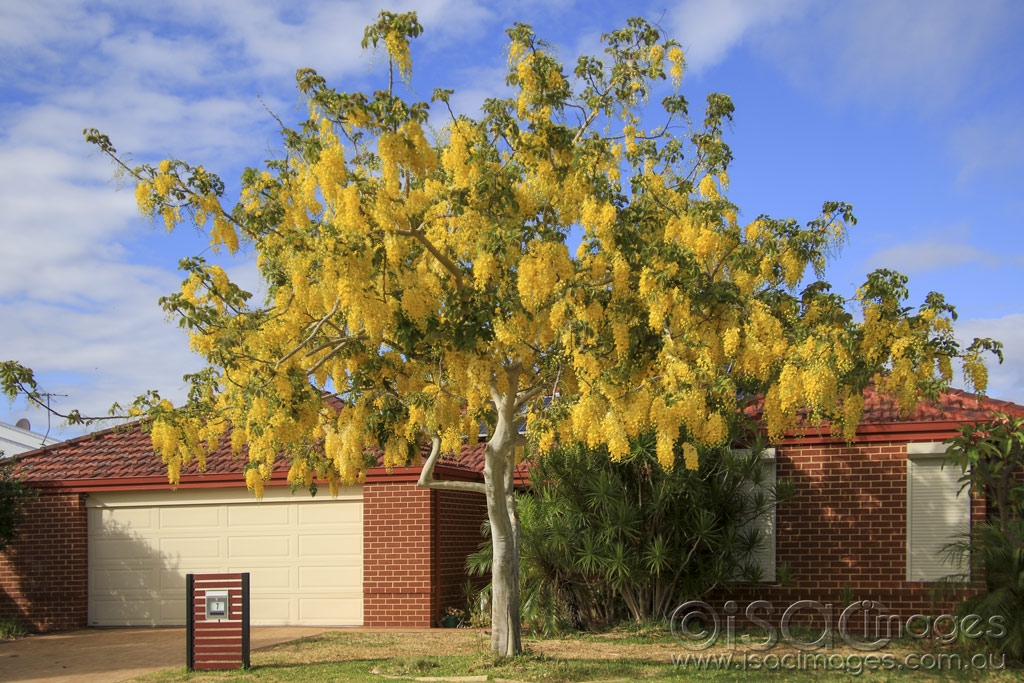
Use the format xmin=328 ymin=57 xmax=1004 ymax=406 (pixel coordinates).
xmin=417 ymin=368 xmax=526 ymax=656
xmin=484 ymin=390 xmax=522 ymax=657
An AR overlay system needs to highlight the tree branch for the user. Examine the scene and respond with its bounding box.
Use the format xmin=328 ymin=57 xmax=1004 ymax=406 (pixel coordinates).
xmin=513 ymin=383 xmax=547 ymax=414
xmin=275 ymin=299 xmax=341 ymax=370
xmin=417 ymin=434 xmax=487 ymax=493
xmin=394 ymin=223 xmax=465 ymax=290
xmin=0 ymin=362 xmax=125 ymax=425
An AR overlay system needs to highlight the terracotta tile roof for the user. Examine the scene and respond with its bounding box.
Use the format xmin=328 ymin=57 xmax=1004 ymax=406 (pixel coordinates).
xmin=438 ymin=442 xmax=487 ymax=472
xmin=12 ymin=419 xmax=490 ymax=485
xmin=743 ymin=386 xmax=1024 ymax=425
xmin=859 ymin=386 xmax=1024 ymax=423
xmin=13 ymin=388 xmax=1022 ymax=485
xmin=12 ymin=421 xmax=255 ymax=483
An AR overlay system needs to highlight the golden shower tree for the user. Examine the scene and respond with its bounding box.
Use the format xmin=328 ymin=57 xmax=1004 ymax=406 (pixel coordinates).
xmin=4 ymin=11 xmax=1000 ymax=655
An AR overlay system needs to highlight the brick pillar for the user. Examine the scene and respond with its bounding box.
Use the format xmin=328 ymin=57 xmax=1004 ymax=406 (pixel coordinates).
xmin=362 ymin=477 xmax=437 ymax=627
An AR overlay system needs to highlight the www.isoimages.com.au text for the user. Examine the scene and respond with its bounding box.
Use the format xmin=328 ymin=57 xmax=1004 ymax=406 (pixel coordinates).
xmin=672 ymin=651 xmax=1006 ymax=675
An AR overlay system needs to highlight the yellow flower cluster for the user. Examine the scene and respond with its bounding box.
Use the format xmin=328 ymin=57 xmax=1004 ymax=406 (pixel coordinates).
xmin=441 ymin=124 xmax=474 ymax=189
xmin=698 ymin=174 xmax=719 ymax=199
xmin=507 ymin=39 xmax=566 ymax=123
xmin=149 ymin=412 xmax=226 ymax=487
xmin=287 ymin=458 xmax=315 ymax=490
xmin=135 ymin=179 xmax=156 ymax=215
xmin=681 ymin=442 xmax=699 ymax=470
xmin=312 ymin=128 xmax=348 ymax=214
xmin=963 ymin=350 xmax=989 ymax=393
xmin=384 ymin=30 xmax=412 ymax=82
xmin=517 ymin=241 xmax=573 ymax=312
xmin=579 ymin=197 xmax=617 ymax=245
xmin=668 ymin=47 xmax=685 ymax=86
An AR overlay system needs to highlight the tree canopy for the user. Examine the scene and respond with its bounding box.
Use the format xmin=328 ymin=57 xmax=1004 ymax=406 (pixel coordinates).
xmin=82 ymin=13 xmax=995 ymax=490
xmin=6 ymin=10 xmax=1000 ymax=655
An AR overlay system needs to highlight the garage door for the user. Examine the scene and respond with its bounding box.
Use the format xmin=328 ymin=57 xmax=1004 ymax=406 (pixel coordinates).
xmin=87 ymin=486 xmax=362 ymax=626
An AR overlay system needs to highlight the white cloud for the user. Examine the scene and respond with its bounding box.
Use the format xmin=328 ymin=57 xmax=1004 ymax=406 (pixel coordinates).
xmin=753 ymin=0 xmax=1022 ymax=110
xmin=667 ymin=0 xmax=810 ymax=73
xmin=439 ymin=64 xmax=510 ymax=120
xmin=208 ymin=1 xmax=374 ymax=80
xmin=951 ymin=113 xmax=1024 ymax=186
xmin=956 ymin=314 xmax=1024 ymax=404
xmin=866 ymin=241 xmax=999 ymax=276
xmin=97 ymin=32 xmax=222 ymax=87
xmin=0 ymin=153 xmax=137 ymax=298
xmin=1 ymin=261 xmax=204 ymax=438
xmin=404 ymin=0 xmax=496 ymax=43
xmin=0 ymin=0 xmax=112 ymax=68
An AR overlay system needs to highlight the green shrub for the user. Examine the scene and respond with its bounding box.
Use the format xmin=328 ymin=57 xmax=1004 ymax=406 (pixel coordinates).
xmin=469 ymin=433 xmax=788 ymax=633
xmin=943 ymin=413 xmax=1024 ymax=663
xmin=0 ymin=451 xmax=38 ymax=553
xmin=945 ymin=521 xmax=1024 ymax=663
xmin=0 ymin=616 xmax=27 ymax=640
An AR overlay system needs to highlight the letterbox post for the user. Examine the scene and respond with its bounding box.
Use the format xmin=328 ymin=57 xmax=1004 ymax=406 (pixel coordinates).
xmin=186 ymin=573 xmax=250 ymax=670
xmin=242 ymin=572 xmax=251 ymax=669
xmin=185 ymin=573 xmax=195 ymax=670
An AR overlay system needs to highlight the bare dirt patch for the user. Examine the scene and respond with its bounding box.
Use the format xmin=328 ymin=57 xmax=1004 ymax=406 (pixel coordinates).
xmin=527 ymin=637 xmax=680 ymax=661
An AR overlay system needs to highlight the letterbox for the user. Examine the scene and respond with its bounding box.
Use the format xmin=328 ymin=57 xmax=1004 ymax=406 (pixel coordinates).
xmin=205 ymin=590 xmax=229 ymax=621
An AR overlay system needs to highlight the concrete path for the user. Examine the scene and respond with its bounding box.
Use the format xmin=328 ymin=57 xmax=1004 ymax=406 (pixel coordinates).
xmin=0 ymin=627 xmax=326 ymax=683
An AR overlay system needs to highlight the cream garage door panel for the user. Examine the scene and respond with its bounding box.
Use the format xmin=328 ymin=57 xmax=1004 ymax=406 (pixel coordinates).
xmin=88 ymin=486 xmax=362 ymax=627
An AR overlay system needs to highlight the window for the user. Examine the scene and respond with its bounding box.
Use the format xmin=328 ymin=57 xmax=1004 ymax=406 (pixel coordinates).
xmin=733 ymin=448 xmax=776 ymax=582
xmin=906 ymin=442 xmax=970 ymax=581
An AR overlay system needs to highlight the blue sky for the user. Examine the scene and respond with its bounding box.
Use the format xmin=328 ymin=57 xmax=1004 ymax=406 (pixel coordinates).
xmin=2 ymin=0 xmax=1023 ymax=438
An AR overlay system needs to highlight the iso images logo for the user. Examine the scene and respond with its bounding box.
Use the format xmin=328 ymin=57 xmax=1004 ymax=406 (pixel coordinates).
xmin=669 ymin=599 xmax=1008 ymax=652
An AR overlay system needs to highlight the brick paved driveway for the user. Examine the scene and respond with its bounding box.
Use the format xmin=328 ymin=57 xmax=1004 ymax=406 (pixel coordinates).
xmin=0 ymin=627 xmax=325 ymax=682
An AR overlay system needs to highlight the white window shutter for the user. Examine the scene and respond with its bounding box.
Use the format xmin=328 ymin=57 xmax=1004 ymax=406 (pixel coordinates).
xmin=907 ymin=442 xmax=970 ymax=582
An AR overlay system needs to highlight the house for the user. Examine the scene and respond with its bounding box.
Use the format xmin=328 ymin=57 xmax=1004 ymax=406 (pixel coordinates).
xmin=0 ymin=421 xmax=489 ymax=632
xmin=0 ymin=419 xmax=59 ymax=456
xmin=2 ymin=387 xmax=1020 ymax=634
xmin=706 ymin=386 xmax=1024 ymax=634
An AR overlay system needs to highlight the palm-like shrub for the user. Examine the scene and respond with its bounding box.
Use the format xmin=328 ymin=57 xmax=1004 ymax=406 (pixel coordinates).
xmin=468 ymin=434 xmax=787 ymax=632
xmin=944 ymin=413 xmax=1024 ymax=662
xmin=944 ymin=521 xmax=1024 ymax=663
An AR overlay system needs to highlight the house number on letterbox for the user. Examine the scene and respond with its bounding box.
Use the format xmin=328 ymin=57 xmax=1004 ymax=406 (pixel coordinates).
xmin=205 ymin=590 xmax=229 ymax=621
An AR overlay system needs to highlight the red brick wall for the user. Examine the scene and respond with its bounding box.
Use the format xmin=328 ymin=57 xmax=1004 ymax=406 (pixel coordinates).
xmin=362 ymin=481 xmax=436 ymax=627
xmin=0 ymin=490 xmax=88 ymax=632
xmin=437 ymin=489 xmax=488 ymax=615
xmin=1 ymin=477 xmax=489 ymax=632
xmin=362 ymin=479 xmax=490 ymax=627
xmin=706 ymin=441 xmax=983 ymax=628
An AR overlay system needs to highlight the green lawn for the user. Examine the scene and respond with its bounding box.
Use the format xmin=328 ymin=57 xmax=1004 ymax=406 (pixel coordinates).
xmin=130 ymin=628 xmax=1024 ymax=682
